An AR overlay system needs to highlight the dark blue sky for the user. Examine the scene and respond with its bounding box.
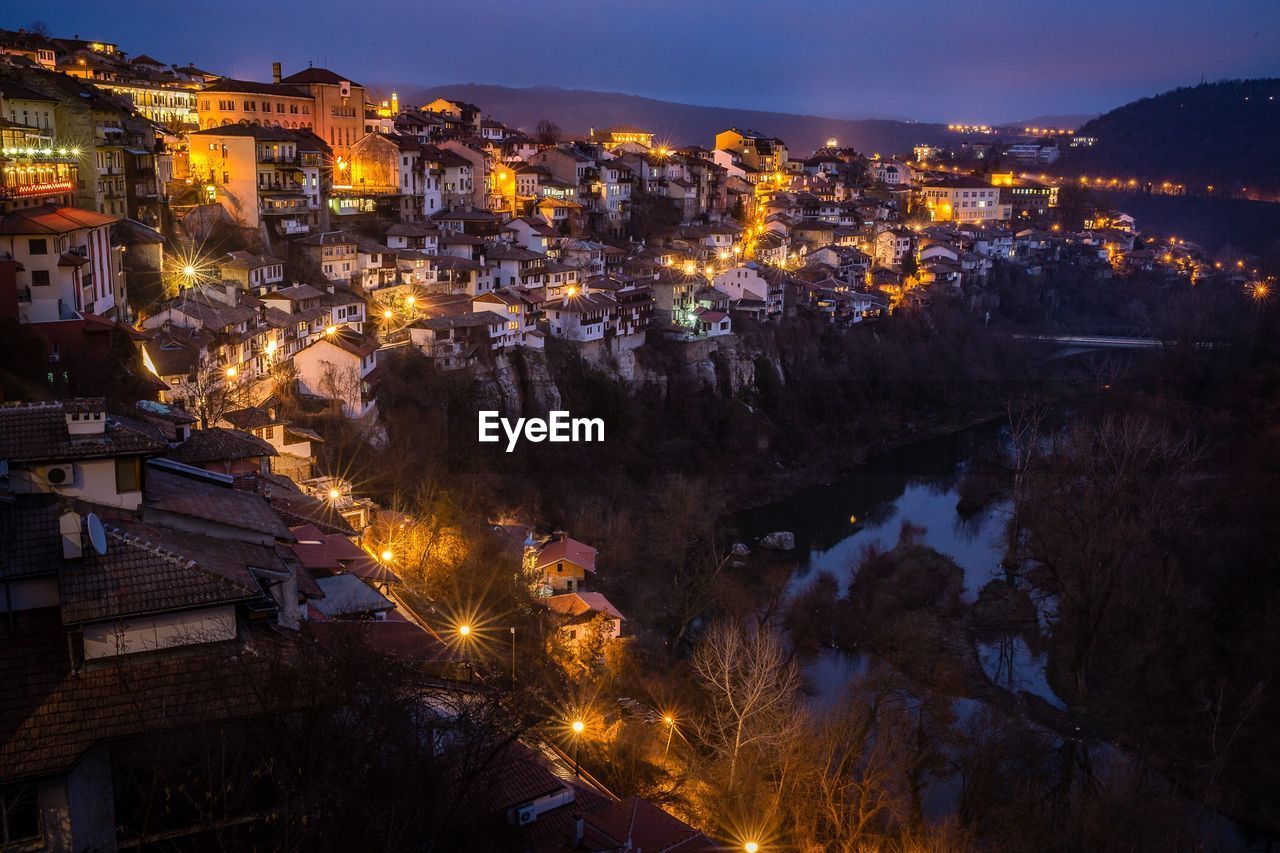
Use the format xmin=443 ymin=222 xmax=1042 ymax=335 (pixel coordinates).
xmin=6 ymin=0 xmax=1279 ymax=123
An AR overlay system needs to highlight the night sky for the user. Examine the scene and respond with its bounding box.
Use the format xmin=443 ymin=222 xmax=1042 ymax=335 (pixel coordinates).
xmin=6 ymin=0 xmax=1279 ymax=123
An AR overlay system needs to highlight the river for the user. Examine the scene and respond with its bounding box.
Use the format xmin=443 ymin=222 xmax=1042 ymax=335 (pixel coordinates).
xmin=738 ymin=424 xmax=1259 ymax=849
xmin=738 ymin=424 xmax=1060 ymax=707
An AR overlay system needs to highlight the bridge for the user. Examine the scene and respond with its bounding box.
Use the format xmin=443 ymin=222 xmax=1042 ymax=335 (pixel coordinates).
xmin=1013 ymin=334 xmax=1164 ymax=350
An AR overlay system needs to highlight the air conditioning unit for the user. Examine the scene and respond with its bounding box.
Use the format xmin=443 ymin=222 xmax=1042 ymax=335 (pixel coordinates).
xmin=42 ymin=463 xmax=74 ymax=486
xmin=514 ymin=804 xmax=537 ymax=826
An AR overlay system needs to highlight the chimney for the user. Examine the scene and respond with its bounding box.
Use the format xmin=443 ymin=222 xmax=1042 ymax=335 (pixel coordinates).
xmin=59 ymin=509 xmax=83 ymax=561
xmin=572 ymin=813 xmax=583 ymax=847
xmin=272 ymin=62 xmax=282 ymax=83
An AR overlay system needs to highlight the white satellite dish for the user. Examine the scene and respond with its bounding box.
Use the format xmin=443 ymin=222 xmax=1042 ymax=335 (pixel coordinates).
xmin=86 ymin=513 xmax=108 ymax=557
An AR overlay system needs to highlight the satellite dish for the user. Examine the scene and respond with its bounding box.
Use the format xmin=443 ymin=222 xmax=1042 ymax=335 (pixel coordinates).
xmin=86 ymin=513 xmax=108 ymax=557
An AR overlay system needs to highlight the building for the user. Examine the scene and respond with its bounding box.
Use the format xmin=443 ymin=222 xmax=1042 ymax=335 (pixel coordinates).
xmin=280 ymin=66 xmax=366 ymax=157
xmin=919 ymin=177 xmax=1010 ymax=224
xmin=299 ymin=231 xmax=358 ymax=283
xmin=293 ymin=330 xmax=379 ymax=418
xmin=714 ymin=128 xmax=788 ymax=173
xmin=0 ymin=203 xmax=121 ymax=322
xmin=187 ymin=125 xmax=325 ymax=235
xmin=195 ymin=77 xmax=315 ymax=131
xmin=526 ymin=535 xmax=598 ymax=594
xmin=544 ymin=592 xmax=626 ymax=644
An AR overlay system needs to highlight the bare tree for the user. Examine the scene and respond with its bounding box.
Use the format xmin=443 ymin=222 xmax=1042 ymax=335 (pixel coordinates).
xmin=535 ymin=118 xmax=561 ymax=146
xmin=1022 ymin=413 xmax=1204 ymax=698
xmin=168 ymin=359 xmax=255 ymax=428
xmin=691 ymin=621 xmax=801 ymax=789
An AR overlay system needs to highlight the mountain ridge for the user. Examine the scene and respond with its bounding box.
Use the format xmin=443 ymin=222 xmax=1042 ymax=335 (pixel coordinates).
xmin=387 ymin=82 xmax=954 ymax=155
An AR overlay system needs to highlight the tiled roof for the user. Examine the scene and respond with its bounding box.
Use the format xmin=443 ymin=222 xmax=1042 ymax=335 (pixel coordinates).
xmin=0 ymin=400 xmax=166 ymax=463
xmin=0 ymin=203 xmax=118 ymax=235
xmin=58 ymin=524 xmax=262 ymax=625
xmin=545 ymin=592 xmax=625 ymax=623
xmin=144 ymin=467 xmax=293 ymax=540
xmin=533 ymin=536 xmax=597 ymax=573
xmin=312 ymin=574 xmax=393 ymax=618
xmin=583 ymin=795 xmax=717 ymax=852
xmin=0 ymin=495 xmax=64 ymax=581
xmin=168 ymin=427 xmax=277 ymax=465
xmin=221 ymin=406 xmax=282 ymax=431
xmin=281 ymin=67 xmax=358 ymax=86
xmin=198 ymin=77 xmax=309 ymax=97
xmin=0 ymin=619 xmax=293 ymax=784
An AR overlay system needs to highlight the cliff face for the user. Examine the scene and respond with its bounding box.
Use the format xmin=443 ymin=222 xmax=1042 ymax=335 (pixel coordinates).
xmin=471 ymin=334 xmax=781 ymax=415
xmin=474 ymin=350 xmax=563 ymax=417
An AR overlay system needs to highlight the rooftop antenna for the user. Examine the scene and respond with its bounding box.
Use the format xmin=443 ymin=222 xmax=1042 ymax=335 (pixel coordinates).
xmin=86 ymin=512 xmax=108 ymax=556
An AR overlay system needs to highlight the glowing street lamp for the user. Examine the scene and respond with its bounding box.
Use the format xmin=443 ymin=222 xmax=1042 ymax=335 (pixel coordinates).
xmin=662 ymin=713 xmax=677 ymax=760
xmin=570 ymin=717 xmax=586 ymax=777
xmin=380 ymin=549 xmax=394 ymax=562
xmin=744 ymin=842 xmax=760 ymax=853
xmin=224 ymin=366 xmax=237 ymax=379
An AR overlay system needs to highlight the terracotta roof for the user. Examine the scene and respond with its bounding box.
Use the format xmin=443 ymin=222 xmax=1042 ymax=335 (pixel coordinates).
xmin=168 ymin=427 xmax=277 ymax=465
xmin=545 ymin=592 xmax=625 ymax=623
xmin=221 ymin=406 xmax=283 ymax=431
xmin=533 ymin=536 xmax=597 ymax=573
xmin=0 ymin=400 xmax=166 ymax=463
xmin=0 ymin=203 xmax=118 ymax=235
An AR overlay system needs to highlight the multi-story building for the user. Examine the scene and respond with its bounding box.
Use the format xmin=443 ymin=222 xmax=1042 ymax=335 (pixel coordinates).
xmin=0 ymin=117 xmax=79 ymax=214
xmin=196 ymin=76 xmax=315 ymax=131
xmin=299 ymin=231 xmax=358 ymax=283
xmin=279 ymin=66 xmax=366 ymax=158
xmin=335 ymin=131 xmax=424 ymax=222
xmin=714 ymin=128 xmax=788 ymax=173
xmin=188 ymin=125 xmax=325 ymax=236
xmin=919 ymin=177 xmax=1011 ymax=224
xmin=0 ymin=203 xmax=121 ymax=322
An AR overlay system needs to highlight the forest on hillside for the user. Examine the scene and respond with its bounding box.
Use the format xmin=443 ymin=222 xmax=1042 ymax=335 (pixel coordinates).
xmin=1059 ymin=79 xmax=1280 ymax=192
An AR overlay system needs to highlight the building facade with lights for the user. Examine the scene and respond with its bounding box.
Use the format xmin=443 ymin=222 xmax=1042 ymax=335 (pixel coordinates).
xmin=188 ymin=125 xmax=325 ymax=235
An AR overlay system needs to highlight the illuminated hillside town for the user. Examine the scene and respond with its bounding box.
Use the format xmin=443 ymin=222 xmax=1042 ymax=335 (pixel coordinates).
xmin=1 ymin=11 xmax=1279 ymax=853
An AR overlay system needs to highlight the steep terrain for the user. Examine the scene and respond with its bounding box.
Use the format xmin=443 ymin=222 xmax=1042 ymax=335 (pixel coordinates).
xmin=1057 ymin=79 xmax=1280 ymax=192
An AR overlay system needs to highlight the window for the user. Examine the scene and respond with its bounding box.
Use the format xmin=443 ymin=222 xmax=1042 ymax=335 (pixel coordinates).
xmin=264 ymin=426 xmax=275 ymax=440
xmin=0 ymin=785 xmax=39 ymax=845
xmin=115 ymin=457 xmax=141 ymax=493
xmin=28 ymin=238 xmax=47 ymax=255
xmin=31 ymin=270 xmax=50 ymax=286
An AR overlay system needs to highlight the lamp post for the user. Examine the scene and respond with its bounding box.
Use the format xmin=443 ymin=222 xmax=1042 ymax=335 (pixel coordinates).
xmin=662 ymin=714 xmax=676 ymax=761
xmin=571 ymin=718 xmax=585 ymax=777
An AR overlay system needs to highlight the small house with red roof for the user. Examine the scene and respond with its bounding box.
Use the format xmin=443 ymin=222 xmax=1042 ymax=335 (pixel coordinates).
xmin=527 ymin=534 xmax=598 ymax=593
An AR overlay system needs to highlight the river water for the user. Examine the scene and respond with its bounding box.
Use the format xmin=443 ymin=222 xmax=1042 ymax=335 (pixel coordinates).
xmin=738 ymin=424 xmax=1259 ymax=849
xmin=737 ymin=425 xmax=1060 ymax=706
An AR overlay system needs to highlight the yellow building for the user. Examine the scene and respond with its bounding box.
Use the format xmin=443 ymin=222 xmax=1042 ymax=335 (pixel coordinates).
xmin=196 ymin=78 xmax=314 ymax=131
xmin=281 ymin=67 xmax=366 ymax=157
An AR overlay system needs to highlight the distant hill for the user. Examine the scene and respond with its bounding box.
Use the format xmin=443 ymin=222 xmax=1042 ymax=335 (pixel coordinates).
xmin=1013 ymin=114 xmax=1096 ymax=131
xmin=1057 ymin=79 xmax=1280 ymax=192
xmin=391 ymin=83 xmax=953 ymax=156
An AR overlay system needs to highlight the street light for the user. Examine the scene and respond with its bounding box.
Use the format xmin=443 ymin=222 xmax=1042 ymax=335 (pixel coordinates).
xmin=744 ymin=843 xmax=760 ymax=853
xmin=570 ymin=718 xmax=585 ymax=777
xmin=662 ymin=714 xmax=677 ymax=760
